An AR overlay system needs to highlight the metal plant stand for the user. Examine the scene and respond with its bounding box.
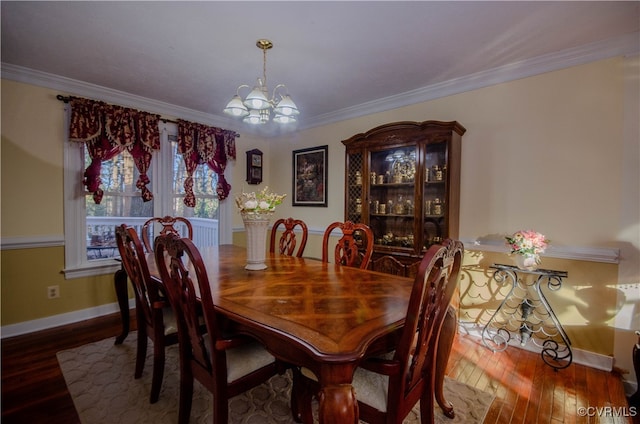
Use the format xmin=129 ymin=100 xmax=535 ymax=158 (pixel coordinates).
xmin=481 ymin=263 xmax=572 ymax=370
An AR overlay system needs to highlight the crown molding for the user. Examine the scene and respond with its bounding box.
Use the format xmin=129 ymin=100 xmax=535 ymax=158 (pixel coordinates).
xmin=0 ymin=62 xmax=233 ymax=129
xmin=304 ymin=32 xmax=640 ymax=129
xmin=2 ymin=32 xmax=638 ymax=135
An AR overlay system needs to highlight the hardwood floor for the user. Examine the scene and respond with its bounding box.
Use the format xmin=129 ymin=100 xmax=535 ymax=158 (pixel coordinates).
xmin=1 ymin=312 xmax=636 ymax=424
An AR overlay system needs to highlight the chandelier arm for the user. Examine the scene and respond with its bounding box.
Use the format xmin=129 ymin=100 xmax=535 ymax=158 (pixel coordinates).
xmin=236 ymin=84 xmax=251 ymax=96
xmin=271 ymin=84 xmax=288 ymax=103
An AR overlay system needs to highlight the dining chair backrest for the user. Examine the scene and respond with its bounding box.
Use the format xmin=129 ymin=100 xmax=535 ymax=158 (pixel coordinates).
xmin=357 ymin=239 xmax=464 ymax=423
xmin=153 ymin=234 xmax=278 ymax=424
xmin=116 ymin=224 xmax=160 ymax=336
xmin=370 ymin=255 xmax=406 ymax=276
xmin=141 ymin=216 xmax=193 ymax=252
xmin=154 ymin=234 xmax=219 ymax=376
xmin=321 ymin=221 xmax=374 ymax=269
xmin=115 ymin=224 xmax=178 ymax=403
xmin=269 ymin=217 xmax=309 ymax=257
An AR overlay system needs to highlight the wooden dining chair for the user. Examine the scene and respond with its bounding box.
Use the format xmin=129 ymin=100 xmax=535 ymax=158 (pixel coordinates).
xmin=269 ymin=217 xmax=309 ymax=257
xmin=321 ymin=221 xmax=374 ymax=269
xmin=293 ymin=239 xmax=464 ymax=424
xmin=368 ymin=254 xmax=458 ymax=418
xmin=141 ymin=216 xmax=193 ymax=252
xmin=153 ymin=234 xmax=281 ymax=424
xmin=114 ymin=224 xmax=178 ymax=404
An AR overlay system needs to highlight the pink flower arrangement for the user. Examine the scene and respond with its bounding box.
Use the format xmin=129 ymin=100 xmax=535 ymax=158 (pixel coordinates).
xmin=505 ymin=230 xmax=550 ymax=258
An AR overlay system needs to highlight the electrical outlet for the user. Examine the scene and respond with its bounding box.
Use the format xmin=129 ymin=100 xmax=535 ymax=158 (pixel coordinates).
xmin=47 ymin=285 xmax=60 ymax=299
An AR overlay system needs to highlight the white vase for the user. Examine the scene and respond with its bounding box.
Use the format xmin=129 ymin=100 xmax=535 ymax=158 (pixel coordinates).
xmin=514 ymin=253 xmax=539 ymax=271
xmin=241 ymin=211 xmax=273 ymax=271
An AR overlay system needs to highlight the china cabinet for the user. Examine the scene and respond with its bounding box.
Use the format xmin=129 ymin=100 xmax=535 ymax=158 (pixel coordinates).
xmin=342 ymin=120 xmax=465 ymax=273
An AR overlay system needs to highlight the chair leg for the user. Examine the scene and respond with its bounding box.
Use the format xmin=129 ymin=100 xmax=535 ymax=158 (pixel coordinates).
xmin=419 ymin=376 xmax=436 ymax=424
xmin=291 ymin=368 xmax=314 ymax=424
xmin=212 ymin=386 xmax=229 ymax=424
xmin=435 ymin=306 xmax=456 ymax=418
xmin=291 ymin=368 xmax=302 ymax=422
xmin=149 ymin=338 xmax=165 ymax=403
xmin=135 ymin=328 xmax=148 ymax=379
xmin=178 ymin=368 xmax=194 ymax=424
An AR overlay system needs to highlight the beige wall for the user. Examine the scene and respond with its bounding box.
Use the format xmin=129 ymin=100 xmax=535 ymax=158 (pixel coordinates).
xmin=260 ymin=58 xmax=628 ymax=246
xmin=2 ymin=57 xmax=638 ymax=384
xmin=1 ymin=82 xmax=65 ymax=237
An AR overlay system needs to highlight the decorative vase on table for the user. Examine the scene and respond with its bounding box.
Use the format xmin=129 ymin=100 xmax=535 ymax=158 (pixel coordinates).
xmin=514 ymin=253 xmax=539 ymax=271
xmin=236 ymin=187 xmax=286 ymax=271
xmin=241 ymin=211 xmax=274 ymax=271
xmin=505 ymin=230 xmax=549 ymax=272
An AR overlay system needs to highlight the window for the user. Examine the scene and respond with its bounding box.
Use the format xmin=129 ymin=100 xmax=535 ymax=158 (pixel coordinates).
xmin=63 ymin=119 xmax=233 ymax=279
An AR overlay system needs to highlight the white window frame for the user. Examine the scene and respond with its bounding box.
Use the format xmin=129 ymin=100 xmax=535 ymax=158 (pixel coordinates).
xmin=62 ymin=107 xmax=233 ymax=279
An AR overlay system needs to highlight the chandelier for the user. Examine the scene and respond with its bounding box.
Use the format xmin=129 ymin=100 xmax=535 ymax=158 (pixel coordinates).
xmin=224 ymin=39 xmax=299 ymax=125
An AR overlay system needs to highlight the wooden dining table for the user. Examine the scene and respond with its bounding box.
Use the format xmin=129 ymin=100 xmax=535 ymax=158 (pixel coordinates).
xmin=113 ymin=243 xmax=461 ymax=422
xmin=131 ymin=244 xmax=413 ymax=423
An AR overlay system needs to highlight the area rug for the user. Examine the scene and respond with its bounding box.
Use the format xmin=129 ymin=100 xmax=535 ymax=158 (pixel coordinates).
xmin=57 ymin=333 xmax=493 ymax=424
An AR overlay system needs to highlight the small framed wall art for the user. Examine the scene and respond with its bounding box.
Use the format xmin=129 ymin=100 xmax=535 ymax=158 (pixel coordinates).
xmin=246 ymin=149 xmax=263 ymax=184
xmin=292 ymin=145 xmax=328 ymax=207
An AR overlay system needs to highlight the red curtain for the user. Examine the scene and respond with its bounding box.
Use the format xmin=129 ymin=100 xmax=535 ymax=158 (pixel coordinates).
xmin=177 ymin=120 xmax=237 ymax=207
xmin=68 ymin=97 xmax=160 ymax=204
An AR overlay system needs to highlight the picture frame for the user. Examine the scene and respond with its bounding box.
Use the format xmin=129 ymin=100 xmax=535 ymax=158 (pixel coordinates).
xmin=293 ymin=145 xmax=328 ymax=207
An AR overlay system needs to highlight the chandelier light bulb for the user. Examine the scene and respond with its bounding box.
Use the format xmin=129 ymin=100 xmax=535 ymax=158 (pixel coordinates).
xmin=243 ymin=109 xmax=266 ymax=125
xmin=273 ymin=114 xmax=297 ymax=124
xmin=274 ymin=95 xmax=300 ymax=117
xmin=223 ymin=95 xmax=249 ymax=117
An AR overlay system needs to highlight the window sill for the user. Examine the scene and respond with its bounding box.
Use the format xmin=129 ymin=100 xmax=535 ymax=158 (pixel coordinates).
xmin=63 ymin=260 xmax=121 ymax=279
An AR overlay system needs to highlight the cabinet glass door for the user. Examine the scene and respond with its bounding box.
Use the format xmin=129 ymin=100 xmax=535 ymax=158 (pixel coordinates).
xmin=423 ymin=141 xmax=448 ymax=249
xmin=346 ymin=152 xmax=364 ymax=223
xmin=369 ymin=146 xmax=417 ymax=252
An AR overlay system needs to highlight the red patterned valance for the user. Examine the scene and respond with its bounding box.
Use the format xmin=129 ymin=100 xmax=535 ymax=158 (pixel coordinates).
xmin=177 ymin=120 xmax=238 ymax=206
xmin=68 ymin=97 xmax=160 ymax=204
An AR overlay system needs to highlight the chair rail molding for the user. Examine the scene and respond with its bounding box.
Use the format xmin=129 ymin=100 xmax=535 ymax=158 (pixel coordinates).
xmin=1 ymin=235 xmax=64 ymax=250
xmin=460 ymin=237 xmax=620 ymax=264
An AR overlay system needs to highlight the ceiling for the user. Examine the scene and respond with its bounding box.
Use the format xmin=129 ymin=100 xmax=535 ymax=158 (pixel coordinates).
xmin=2 ymin=1 xmax=639 ymax=136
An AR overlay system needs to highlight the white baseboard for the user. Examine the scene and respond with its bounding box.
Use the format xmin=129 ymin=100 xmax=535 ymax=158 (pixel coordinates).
xmin=458 ymin=322 xmax=638 ymax=396
xmin=458 ymin=321 xmax=614 ymax=371
xmin=0 ymin=299 xmax=135 ymax=339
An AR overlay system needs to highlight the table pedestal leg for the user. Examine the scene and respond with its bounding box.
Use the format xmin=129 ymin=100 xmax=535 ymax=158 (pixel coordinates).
xmin=114 ymin=265 xmax=130 ymax=345
xmin=317 ymin=383 xmax=358 ymax=424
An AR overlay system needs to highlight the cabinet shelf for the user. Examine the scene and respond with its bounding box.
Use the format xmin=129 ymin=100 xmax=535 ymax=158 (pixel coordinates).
xmin=370 ymin=182 xmax=415 ymax=188
xmin=343 ymin=120 xmax=465 ymax=268
xmin=371 ymin=213 xmax=414 ymax=218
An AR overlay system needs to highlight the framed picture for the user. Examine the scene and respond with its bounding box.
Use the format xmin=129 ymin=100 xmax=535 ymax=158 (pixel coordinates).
xmin=293 ymin=145 xmax=328 ymax=207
